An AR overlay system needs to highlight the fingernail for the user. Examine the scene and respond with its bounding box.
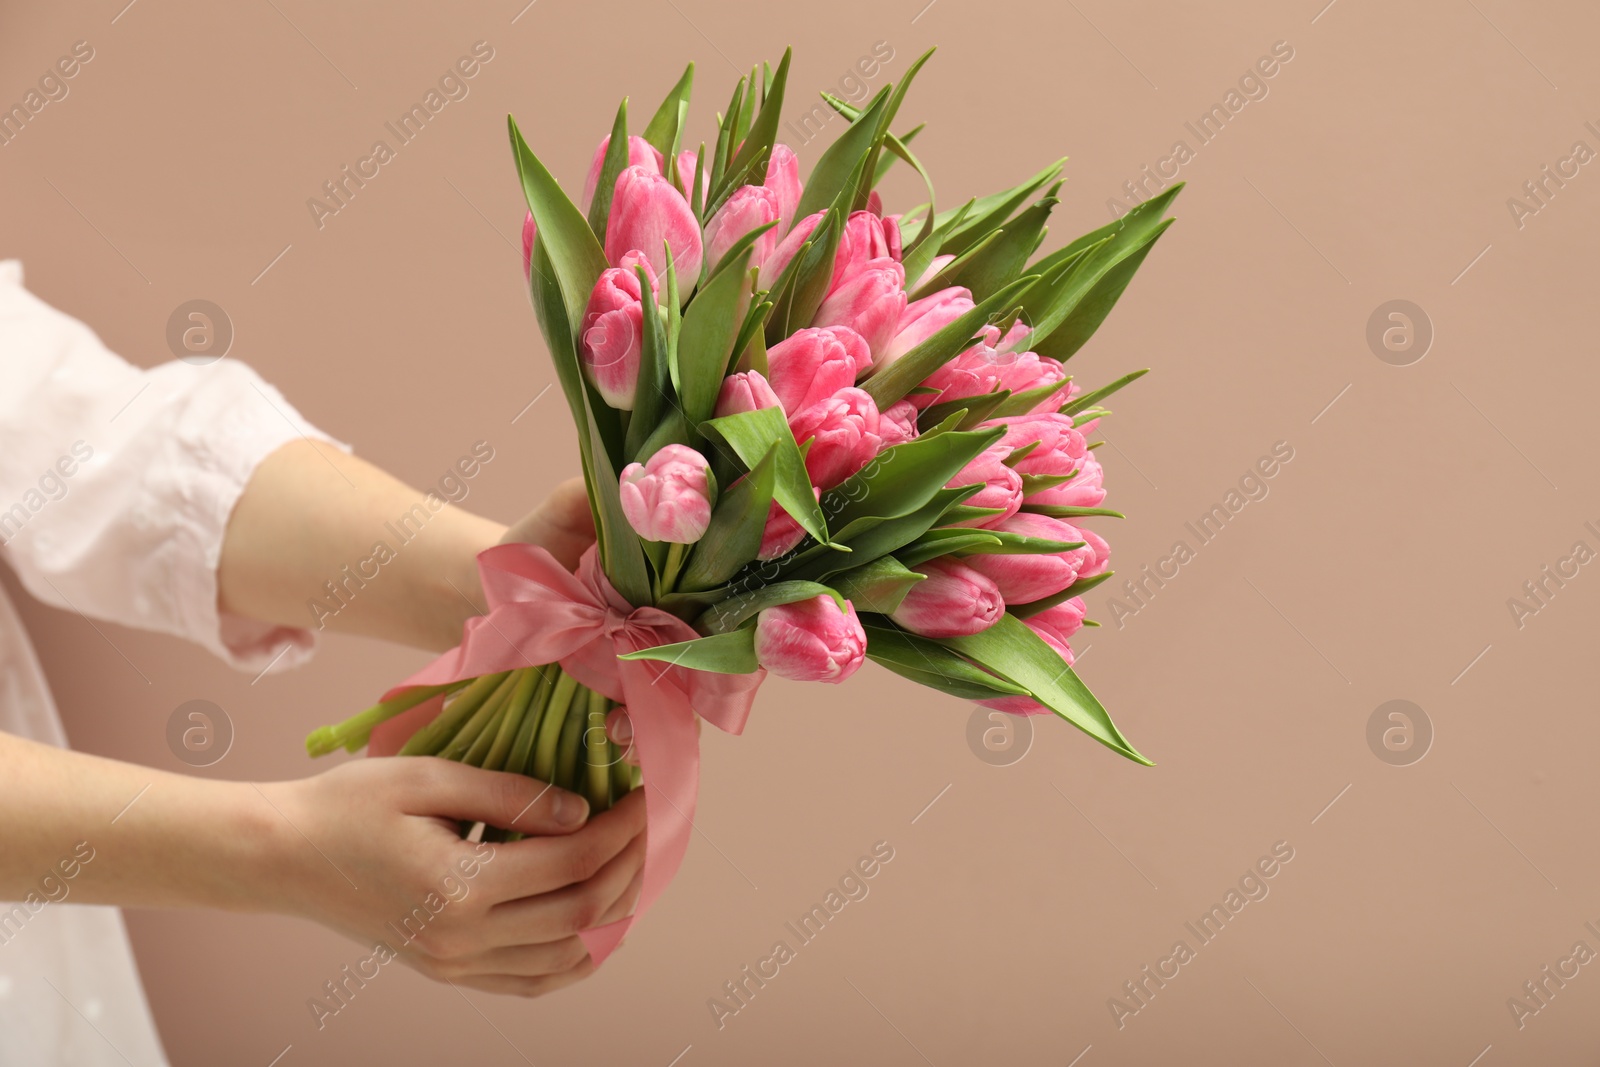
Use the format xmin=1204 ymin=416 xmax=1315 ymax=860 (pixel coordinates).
xmin=554 ymin=791 xmax=589 ymax=826
xmin=608 ymin=711 xmax=633 ymax=745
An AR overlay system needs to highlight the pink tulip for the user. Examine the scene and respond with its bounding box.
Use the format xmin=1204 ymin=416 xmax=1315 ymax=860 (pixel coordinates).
xmin=812 ymin=257 xmax=906 ymax=359
xmin=960 ymin=512 xmax=1107 ymax=604
xmin=759 ymin=210 xmax=824 ymax=289
xmin=675 ymin=149 xmax=709 ymax=204
xmin=759 ymin=498 xmax=809 ymax=560
xmin=879 ymin=399 xmax=919 ymax=448
xmin=882 ymin=287 xmax=975 ymax=366
xmin=580 ymin=258 xmax=658 ymax=410
xmin=983 ymin=413 xmax=1088 ymax=480
xmin=765 ymin=326 xmax=872 ymax=414
xmin=618 ymin=443 xmax=712 ymax=543
xmin=583 ymin=135 xmax=664 ymax=210
xmin=832 ymin=210 xmax=896 ymax=288
xmin=910 ymin=253 xmax=954 ymax=291
xmin=766 ymin=143 xmax=802 ymax=236
xmin=890 ymin=558 xmax=1004 ymax=638
xmin=788 ymin=387 xmax=882 ymax=490
xmin=703 ymin=184 xmax=783 ymax=274
xmin=945 ymin=444 xmax=1023 ymax=528
xmin=605 ymin=165 xmax=704 ymax=282
xmin=521 ymin=211 xmax=537 ymax=281
xmin=754 ymin=595 xmax=867 ymax=683
xmin=977 ymin=599 xmax=1086 ymax=715
xmin=915 ymin=347 xmax=1069 ymax=411
xmin=714 ymin=369 xmax=782 ymax=418
xmin=1028 ymin=451 xmax=1107 ymax=509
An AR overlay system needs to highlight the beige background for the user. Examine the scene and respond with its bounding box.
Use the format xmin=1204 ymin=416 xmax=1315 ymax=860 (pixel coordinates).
xmin=4 ymin=0 xmax=1599 ymax=1063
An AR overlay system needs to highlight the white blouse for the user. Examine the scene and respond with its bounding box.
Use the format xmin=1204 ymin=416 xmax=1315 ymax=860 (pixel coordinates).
xmin=0 ymin=260 xmax=331 ymax=1066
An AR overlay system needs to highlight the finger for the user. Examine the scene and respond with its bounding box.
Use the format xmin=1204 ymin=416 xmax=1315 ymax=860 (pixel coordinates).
xmin=478 ymin=788 xmax=647 ymax=903
xmin=448 ymin=957 xmax=596 ymax=999
xmin=605 ymin=708 xmax=639 ymax=767
xmin=501 ymin=478 xmax=596 ymax=570
xmin=405 ymin=760 xmax=588 ymax=835
xmin=594 ymin=862 xmax=645 ymax=927
xmin=440 ymin=937 xmax=591 ymax=980
xmin=487 ymin=828 xmax=646 ymax=943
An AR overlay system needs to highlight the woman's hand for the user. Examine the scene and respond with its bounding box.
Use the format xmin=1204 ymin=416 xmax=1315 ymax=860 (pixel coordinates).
xmin=260 ymin=758 xmax=646 ymax=997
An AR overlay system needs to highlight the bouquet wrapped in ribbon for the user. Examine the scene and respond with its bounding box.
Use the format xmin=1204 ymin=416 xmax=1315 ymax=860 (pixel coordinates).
xmin=308 ymin=47 xmax=1177 ymax=963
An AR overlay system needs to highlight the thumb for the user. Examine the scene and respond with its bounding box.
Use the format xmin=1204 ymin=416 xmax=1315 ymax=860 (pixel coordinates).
xmin=408 ymin=760 xmax=589 ymax=834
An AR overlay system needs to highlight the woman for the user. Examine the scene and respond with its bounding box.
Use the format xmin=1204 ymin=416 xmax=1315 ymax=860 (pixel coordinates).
xmin=0 ymin=260 xmax=641 ymax=1066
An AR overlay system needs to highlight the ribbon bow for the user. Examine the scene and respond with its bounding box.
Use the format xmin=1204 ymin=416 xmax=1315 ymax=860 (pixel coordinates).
xmin=369 ymin=542 xmax=764 ymax=964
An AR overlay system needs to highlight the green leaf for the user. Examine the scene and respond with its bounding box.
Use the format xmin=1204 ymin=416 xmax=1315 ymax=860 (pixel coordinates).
xmin=936 ymin=159 xmax=1065 ymax=256
xmin=829 ymin=557 xmax=926 ymax=615
xmin=618 ymin=627 xmax=758 ymax=674
xmin=821 ymin=425 xmax=1003 ymax=530
xmin=1033 ymin=221 xmax=1173 ymax=362
xmin=897 ymin=530 xmax=1002 ymax=567
xmin=940 ymin=614 xmax=1149 ymax=764
xmin=917 ymin=389 xmax=1012 ymax=433
xmin=708 ymin=76 xmax=745 ymax=202
xmin=786 ymin=485 xmax=977 ymax=582
xmin=942 ymin=194 xmax=1057 ymax=301
xmin=676 ymin=251 xmax=753 ymax=428
xmin=509 ymin=116 xmax=609 ymax=337
xmin=910 ymin=229 xmax=1003 ymax=300
xmin=624 ymin=269 xmax=669 ymax=460
xmin=900 ymin=198 xmax=972 ymax=295
xmin=793 ymin=88 xmax=892 ymax=222
xmin=587 ymin=99 xmax=631 ymax=242
xmin=582 ymin=391 xmax=652 ymax=607
xmin=678 ymin=446 xmax=776 ymax=591
xmin=1024 ymin=504 xmax=1125 ymax=519
xmin=642 ymin=63 xmax=695 ymax=159
xmin=871 ymin=122 xmax=924 ymax=186
xmin=697 ymin=580 xmax=841 ymax=634
xmin=1034 ymin=182 xmax=1182 ymax=275
xmin=862 ymin=275 xmax=1038 ymax=409
xmin=702 ymin=406 xmax=830 ymax=545
xmin=775 ymin=205 xmax=843 ymax=336
xmin=720 ymin=50 xmax=792 ymax=207
xmin=861 ymin=619 xmax=1031 ymax=697
xmin=708 ymin=221 xmax=778 ymax=284
xmin=956 ymin=530 xmax=1086 ymax=554
xmin=1062 ymin=369 xmax=1148 ymax=416
xmin=988 ymin=376 xmax=1070 ymax=420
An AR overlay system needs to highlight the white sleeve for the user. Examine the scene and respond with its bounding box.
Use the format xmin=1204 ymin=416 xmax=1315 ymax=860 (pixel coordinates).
xmin=0 ymin=259 xmax=347 ymax=674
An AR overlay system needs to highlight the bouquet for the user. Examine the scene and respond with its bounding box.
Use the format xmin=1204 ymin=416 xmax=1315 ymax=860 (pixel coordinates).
xmin=308 ymin=47 xmax=1177 ymax=962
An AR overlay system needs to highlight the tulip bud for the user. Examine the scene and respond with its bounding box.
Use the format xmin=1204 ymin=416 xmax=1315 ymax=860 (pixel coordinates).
xmin=788 ymin=386 xmax=882 ymax=490
xmin=753 ymin=595 xmax=867 ymax=683
xmin=766 ymin=143 xmax=802 ymax=236
xmin=521 ymin=211 xmax=537 ymax=281
xmin=879 ymin=399 xmax=919 ymax=448
xmin=703 ymin=184 xmax=782 ymax=274
xmin=1028 ymin=451 xmax=1107 ymax=509
xmin=715 ymin=370 xmax=783 ymax=418
xmin=582 ymin=134 xmax=665 ymax=210
xmin=580 ymin=260 xmax=658 ymax=410
xmin=945 ymin=444 xmax=1023 ymax=528
xmin=812 ymin=257 xmax=906 ymax=359
xmin=982 ymin=413 xmax=1088 ymax=480
xmin=759 ymin=210 xmax=824 ymax=289
xmin=960 ymin=512 xmax=1108 ymax=604
xmin=909 ymin=253 xmax=954 ymax=292
xmin=890 ymin=558 xmax=1004 ymax=638
xmin=675 ymin=149 xmax=709 ymax=204
xmin=605 ymin=165 xmax=704 ymax=282
xmin=881 ymin=286 xmax=975 ymax=367
xmin=765 ymin=326 xmax=872 ymax=414
xmin=916 ymin=346 xmax=1069 ymax=411
xmin=618 ymin=443 xmax=713 ymax=543
xmin=832 ymin=210 xmax=895 ymax=288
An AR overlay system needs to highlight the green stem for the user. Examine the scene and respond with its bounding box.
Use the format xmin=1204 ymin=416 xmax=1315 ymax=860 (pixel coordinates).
xmin=441 ymin=673 xmax=518 ymax=762
xmin=482 ymin=669 xmax=537 ymax=770
xmin=553 ymin=688 xmax=587 ymax=793
xmin=660 ymin=540 xmax=687 ymax=594
xmin=507 ymin=667 xmax=555 ymax=776
xmin=398 ymin=672 xmax=510 ymax=757
xmin=583 ymin=689 xmax=613 ymax=813
xmin=609 ymin=739 xmax=633 ymax=800
xmin=533 ymin=670 xmax=578 ymax=783
xmin=305 ymin=681 xmax=466 ymax=757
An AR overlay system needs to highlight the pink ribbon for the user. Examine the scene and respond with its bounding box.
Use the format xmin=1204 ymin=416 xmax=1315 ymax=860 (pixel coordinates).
xmin=367 ymin=542 xmax=764 ymax=964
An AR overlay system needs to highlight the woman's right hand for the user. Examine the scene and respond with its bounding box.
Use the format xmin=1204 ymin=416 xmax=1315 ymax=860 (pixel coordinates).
xmin=258 ymin=758 xmax=647 ymax=997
